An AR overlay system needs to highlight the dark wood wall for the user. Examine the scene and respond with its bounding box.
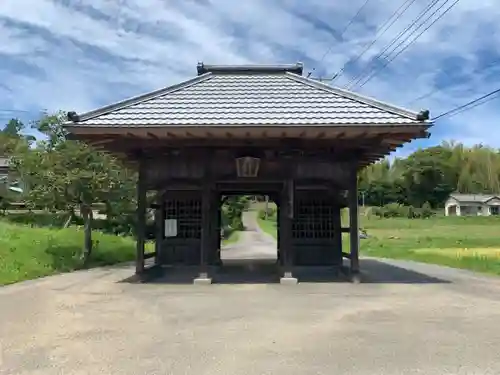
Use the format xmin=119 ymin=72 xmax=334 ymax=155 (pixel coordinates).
xmin=147 ymin=148 xmax=352 ymax=267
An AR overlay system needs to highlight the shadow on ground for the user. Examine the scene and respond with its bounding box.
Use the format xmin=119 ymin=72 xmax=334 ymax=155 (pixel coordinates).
xmin=119 ymin=258 xmax=449 ymax=285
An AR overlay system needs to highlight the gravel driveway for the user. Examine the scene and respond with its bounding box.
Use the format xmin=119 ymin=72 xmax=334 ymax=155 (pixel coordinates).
xmin=1 ymin=214 xmax=500 ymax=374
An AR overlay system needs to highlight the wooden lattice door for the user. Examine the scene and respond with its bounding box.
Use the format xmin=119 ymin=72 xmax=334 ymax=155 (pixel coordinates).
xmin=290 ymin=192 xmax=339 ymax=265
xmin=161 ymin=193 xmax=202 ymax=265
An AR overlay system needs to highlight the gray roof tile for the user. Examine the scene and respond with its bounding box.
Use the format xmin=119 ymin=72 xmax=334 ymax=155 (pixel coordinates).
xmin=70 ymin=69 xmax=428 ymax=128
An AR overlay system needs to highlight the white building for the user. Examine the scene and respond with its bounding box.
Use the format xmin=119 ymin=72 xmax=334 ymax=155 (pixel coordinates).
xmin=445 ymin=193 xmax=500 ymax=216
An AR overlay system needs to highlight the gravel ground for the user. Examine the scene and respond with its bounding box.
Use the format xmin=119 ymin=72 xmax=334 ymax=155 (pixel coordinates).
xmin=1 ymin=213 xmax=500 ymax=374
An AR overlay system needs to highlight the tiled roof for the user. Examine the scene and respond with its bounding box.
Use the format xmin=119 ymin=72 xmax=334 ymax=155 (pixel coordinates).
xmin=449 ymin=194 xmax=499 ymax=203
xmin=68 ymin=64 xmax=429 ymax=128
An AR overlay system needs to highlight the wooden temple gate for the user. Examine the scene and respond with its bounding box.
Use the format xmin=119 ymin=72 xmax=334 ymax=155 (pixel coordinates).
xmin=64 ymin=62 xmax=431 ymax=284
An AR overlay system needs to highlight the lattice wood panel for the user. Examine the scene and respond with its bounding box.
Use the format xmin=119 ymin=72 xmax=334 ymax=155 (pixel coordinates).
xmin=292 ymin=197 xmax=335 ymax=239
xmin=165 ymin=198 xmax=202 ymax=239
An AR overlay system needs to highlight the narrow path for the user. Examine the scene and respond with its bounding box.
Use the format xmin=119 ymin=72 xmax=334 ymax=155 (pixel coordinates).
xmin=220 ymin=210 xmax=277 ymax=261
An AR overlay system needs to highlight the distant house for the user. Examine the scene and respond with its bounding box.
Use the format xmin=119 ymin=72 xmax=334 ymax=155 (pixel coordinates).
xmin=445 ymin=193 xmax=500 ymax=216
xmin=0 ymin=156 xmax=23 ymax=197
xmin=0 ymin=157 xmax=9 ymax=178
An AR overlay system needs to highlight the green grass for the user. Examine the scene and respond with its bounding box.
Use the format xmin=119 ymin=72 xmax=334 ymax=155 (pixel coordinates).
xmin=222 ymin=230 xmax=241 ymax=245
xmin=257 ymin=216 xmax=278 ymax=238
xmin=251 ymin=201 xmax=277 ymax=212
xmin=0 ymin=221 xmax=151 ymax=286
xmin=257 ymin=214 xmax=500 ymax=276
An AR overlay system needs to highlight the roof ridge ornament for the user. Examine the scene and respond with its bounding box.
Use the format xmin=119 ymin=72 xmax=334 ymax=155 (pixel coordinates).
xmin=196 ymin=62 xmax=303 ymax=76
xmin=416 ymin=110 xmax=430 ymax=121
xmin=67 ymin=111 xmax=80 ymax=122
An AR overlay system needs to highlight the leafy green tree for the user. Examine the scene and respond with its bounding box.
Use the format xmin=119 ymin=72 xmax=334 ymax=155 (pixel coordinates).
xmin=11 ymin=112 xmax=136 ymax=264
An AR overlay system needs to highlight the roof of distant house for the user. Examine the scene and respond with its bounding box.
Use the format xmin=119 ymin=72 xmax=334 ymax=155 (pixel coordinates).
xmin=0 ymin=157 xmax=9 ymax=168
xmin=448 ymin=193 xmax=499 ymax=204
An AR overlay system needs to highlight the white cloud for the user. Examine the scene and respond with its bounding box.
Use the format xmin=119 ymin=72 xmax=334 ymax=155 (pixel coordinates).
xmin=0 ymin=0 xmax=499 ymax=149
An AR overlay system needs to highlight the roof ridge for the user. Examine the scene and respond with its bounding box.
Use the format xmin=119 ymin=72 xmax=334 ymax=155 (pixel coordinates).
xmin=451 ymin=193 xmax=498 ymax=197
xmin=284 ymin=72 xmax=430 ymax=122
xmin=197 ymin=62 xmax=303 ymax=76
xmin=69 ymin=72 xmax=213 ymax=123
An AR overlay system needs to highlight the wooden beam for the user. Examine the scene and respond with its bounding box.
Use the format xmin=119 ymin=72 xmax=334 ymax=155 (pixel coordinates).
xmin=88 ymin=138 xmax=115 ymax=146
xmin=74 ymin=133 xmax=422 ymax=151
xmin=147 ymin=132 xmax=159 ymax=139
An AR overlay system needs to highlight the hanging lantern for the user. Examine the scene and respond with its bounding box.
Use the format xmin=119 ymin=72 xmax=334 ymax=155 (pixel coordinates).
xmin=235 ymin=156 xmax=261 ymax=177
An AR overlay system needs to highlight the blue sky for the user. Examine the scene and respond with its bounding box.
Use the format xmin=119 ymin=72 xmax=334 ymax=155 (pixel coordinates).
xmin=1 ymin=0 xmax=499 ymax=157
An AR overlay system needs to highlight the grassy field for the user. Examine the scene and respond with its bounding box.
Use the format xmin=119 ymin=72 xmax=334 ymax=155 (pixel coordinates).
xmin=359 ymin=216 xmax=500 ymax=275
xmin=0 ymin=221 xmax=152 ymax=286
xmin=257 ymin=216 xmax=278 ymax=238
xmin=257 ymin=213 xmax=500 ymax=276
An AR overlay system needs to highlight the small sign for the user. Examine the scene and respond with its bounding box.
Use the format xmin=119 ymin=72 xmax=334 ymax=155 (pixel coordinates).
xmin=164 ymin=219 xmax=178 ymax=238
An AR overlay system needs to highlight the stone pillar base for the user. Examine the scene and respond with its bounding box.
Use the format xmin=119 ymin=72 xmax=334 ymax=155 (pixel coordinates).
xmin=280 ymin=272 xmax=298 ymax=285
xmin=350 ymin=271 xmax=361 ymax=284
xmin=193 ymin=272 xmax=212 ymax=285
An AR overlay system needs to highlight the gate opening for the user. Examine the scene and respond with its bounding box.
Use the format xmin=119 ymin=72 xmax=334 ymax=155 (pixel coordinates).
xmin=219 ymin=194 xmax=279 ymax=266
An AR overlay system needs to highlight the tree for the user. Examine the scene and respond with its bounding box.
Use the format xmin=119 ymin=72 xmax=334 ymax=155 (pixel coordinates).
xmin=356 ymin=141 xmax=500 ymax=209
xmin=11 ymin=112 xmax=137 ymax=264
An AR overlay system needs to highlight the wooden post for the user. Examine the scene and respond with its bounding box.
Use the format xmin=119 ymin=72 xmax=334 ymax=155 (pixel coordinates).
xmin=154 ymin=198 xmax=164 ymax=266
xmin=280 ymin=178 xmax=297 ymax=284
xmin=215 ymin=191 xmax=222 ymax=266
xmin=194 ymin=155 xmax=213 ymax=284
xmin=136 ymin=157 xmax=146 ymax=275
xmin=348 ymin=164 xmax=360 ymax=281
xmin=332 ymin=204 xmax=342 ymax=265
xmin=208 ymin=189 xmax=219 ymax=265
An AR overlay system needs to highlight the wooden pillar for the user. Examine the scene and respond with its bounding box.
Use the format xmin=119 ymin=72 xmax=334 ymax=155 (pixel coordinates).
xmin=276 ymin=201 xmax=281 ymax=264
xmin=195 ymin=156 xmax=213 ymax=284
xmin=332 ymin=204 xmax=342 ymax=264
xmin=154 ymin=198 xmax=164 ymax=266
xmin=135 ymin=157 xmax=147 ymax=275
xmin=280 ymin=178 xmax=297 ymax=284
xmin=348 ymin=164 xmax=360 ymax=280
xmin=216 ymin=192 xmax=222 ymax=265
xmin=209 ymin=189 xmax=220 ymax=265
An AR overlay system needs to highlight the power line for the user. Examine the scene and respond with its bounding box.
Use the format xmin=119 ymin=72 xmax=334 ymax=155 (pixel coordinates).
xmin=355 ymin=0 xmax=458 ymax=89
xmin=433 ymin=87 xmax=500 ymax=120
xmin=0 ymin=109 xmax=32 ymax=113
xmin=408 ymin=57 xmax=500 ymax=105
xmin=325 ymin=0 xmax=419 ymax=83
xmin=345 ymin=0 xmax=445 ymax=89
xmin=352 ymin=0 xmax=460 ymax=90
xmin=308 ymin=0 xmax=373 ymax=78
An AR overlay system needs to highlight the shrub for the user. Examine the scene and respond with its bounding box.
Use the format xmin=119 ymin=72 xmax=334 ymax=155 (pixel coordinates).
xmin=372 ymin=203 xmax=436 ymax=219
xmin=1 ymin=211 xmax=69 ymax=227
xmin=0 ymin=211 xmax=153 ymax=238
xmin=421 ymin=201 xmax=435 ymax=219
xmin=258 ymin=206 xmax=277 ymax=221
xmin=382 ymin=203 xmax=408 ymax=218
